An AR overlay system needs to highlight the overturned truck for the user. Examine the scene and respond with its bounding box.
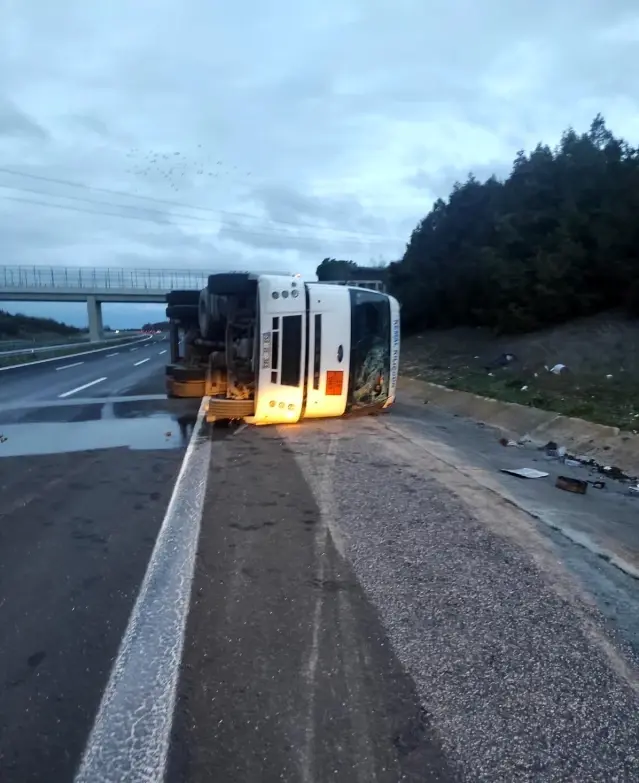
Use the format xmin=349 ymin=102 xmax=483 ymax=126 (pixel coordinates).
xmin=165 ymin=272 xmax=400 ymax=425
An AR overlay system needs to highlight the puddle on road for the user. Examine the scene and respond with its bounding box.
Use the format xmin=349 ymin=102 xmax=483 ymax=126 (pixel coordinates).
xmin=0 ymin=412 xmax=198 ymax=457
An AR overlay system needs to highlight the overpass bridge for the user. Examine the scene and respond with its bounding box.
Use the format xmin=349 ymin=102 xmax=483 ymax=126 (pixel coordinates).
xmin=0 ymin=265 xmax=388 ymax=342
xmin=0 ymin=265 xmax=208 ymax=341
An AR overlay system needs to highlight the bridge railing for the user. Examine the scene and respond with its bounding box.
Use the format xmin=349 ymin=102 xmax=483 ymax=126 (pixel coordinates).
xmin=0 ymin=266 xmax=208 ymax=291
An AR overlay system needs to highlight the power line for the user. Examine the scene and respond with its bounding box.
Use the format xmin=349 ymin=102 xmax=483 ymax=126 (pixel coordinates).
xmin=0 ymin=166 xmax=396 ymax=240
xmin=0 ymin=192 xmax=390 ymax=247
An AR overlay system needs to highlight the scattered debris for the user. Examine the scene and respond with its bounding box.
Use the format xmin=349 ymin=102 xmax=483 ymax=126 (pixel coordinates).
xmin=549 ymin=363 xmax=566 ymax=374
xmin=520 ymin=385 xmax=529 ymax=391
xmin=499 ymin=437 xmax=519 ymax=447
xmin=501 ymin=467 xmax=549 ymax=479
xmin=606 ymin=374 xmax=613 ymax=379
xmin=0 ymin=434 xmax=7 ymax=444
xmin=556 ymin=475 xmax=588 ymax=494
xmin=589 ymin=480 xmax=606 ymax=490
xmin=628 ymin=485 xmax=639 ymax=495
xmin=543 ymin=441 xmax=567 ymax=458
xmin=564 ymin=458 xmax=581 ymax=467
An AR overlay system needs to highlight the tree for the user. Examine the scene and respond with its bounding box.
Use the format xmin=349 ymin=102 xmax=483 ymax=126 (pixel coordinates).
xmin=390 ymin=115 xmax=639 ymax=333
xmin=316 ymin=258 xmax=358 ymax=281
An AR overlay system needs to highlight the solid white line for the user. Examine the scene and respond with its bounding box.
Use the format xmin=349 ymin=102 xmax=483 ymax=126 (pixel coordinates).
xmin=134 ymin=358 xmax=150 ymax=366
xmin=106 ymin=352 xmax=119 ymax=358
xmin=58 ymin=377 xmax=107 ymax=398
xmin=74 ymin=397 xmax=212 ymax=783
xmin=55 ymin=361 xmax=84 ymax=371
xmin=158 ymin=350 xmax=167 ymax=355
xmin=0 ymin=336 xmax=152 ymax=372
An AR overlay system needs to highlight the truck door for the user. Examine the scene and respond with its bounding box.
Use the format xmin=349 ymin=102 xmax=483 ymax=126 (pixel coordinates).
xmin=253 ymin=275 xmax=307 ymax=424
xmin=302 ymin=283 xmax=351 ymax=419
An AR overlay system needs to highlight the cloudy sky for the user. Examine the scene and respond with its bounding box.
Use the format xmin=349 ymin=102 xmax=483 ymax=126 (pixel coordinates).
xmin=1 ymin=0 xmax=638 ymax=328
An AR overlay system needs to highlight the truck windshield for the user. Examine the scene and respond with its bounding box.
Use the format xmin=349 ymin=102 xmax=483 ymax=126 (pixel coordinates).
xmin=348 ymin=288 xmax=391 ymax=410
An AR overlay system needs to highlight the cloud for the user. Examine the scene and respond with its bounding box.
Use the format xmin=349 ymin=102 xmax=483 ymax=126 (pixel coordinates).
xmin=1 ymin=0 xmax=638 ymax=325
xmin=0 ymin=97 xmax=48 ymax=140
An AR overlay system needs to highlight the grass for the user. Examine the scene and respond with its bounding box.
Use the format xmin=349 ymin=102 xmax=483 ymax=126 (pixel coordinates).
xmin=401 ymin=323 xmax=639 ymax=431
xmin=0 ymin=337 xmax=142 ymax=368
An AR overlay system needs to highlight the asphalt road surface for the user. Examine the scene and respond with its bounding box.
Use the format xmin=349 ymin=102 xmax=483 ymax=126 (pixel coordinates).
xmin=1 ymin=342 xmax=638 ymax=782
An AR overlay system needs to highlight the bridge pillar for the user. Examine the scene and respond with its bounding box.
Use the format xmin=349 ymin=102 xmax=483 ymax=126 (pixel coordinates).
xmin=87 ymin=295 xmax=103 ymax=342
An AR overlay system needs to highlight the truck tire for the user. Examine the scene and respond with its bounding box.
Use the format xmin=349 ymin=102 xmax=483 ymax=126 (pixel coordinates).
xmin=207 ymin=398 xmax=255 ymax=418
xmin=207 ymin=272 xmax=254 ymax=297
xmin=166 ymin=290 xmax=200 ymax=306
xmin=165 ymin=363 xmax=206 ymax=381
xmin=166 ymin=304 xmax=199 ymax=323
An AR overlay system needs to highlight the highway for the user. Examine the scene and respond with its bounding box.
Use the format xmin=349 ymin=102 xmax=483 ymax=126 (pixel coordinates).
xmin=1 ymin=344 xmax=638 ymax=782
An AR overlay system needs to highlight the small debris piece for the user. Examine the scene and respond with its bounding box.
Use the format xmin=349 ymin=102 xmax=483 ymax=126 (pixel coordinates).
xmin=589 ymin=480 xmax=606 ymax=489
xmin=564 ymin=459 xmax=580 ymax=467
xmin=550 ymin=363 xmax=566 ymax=374
xmin=499 ymin=437 xmax=518 ymax=447
xmin=556 ymin=475 xmax=588 ymax=494
xmin=520 ymin=385 xmax=529 ymax=391
xmin=628 ymin=485 xmax=639 ymax=495
xmin=501 ymin=468 xmax=549 ymax=479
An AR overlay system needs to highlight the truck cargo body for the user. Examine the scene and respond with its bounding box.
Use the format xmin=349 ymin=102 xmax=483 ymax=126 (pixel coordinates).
xmin=165 ymin=273 xmax=400 ymax=425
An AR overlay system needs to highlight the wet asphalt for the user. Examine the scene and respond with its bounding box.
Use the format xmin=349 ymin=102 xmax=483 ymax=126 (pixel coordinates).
xmin=0 ymin=337 xmax=202 ymax=782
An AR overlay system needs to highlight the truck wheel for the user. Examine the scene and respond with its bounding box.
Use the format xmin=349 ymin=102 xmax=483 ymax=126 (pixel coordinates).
xmin=207 ymin=398 xmax=255 ymax=418
xmin=166 ymin=290 xmax=200 ymax=306
xmin=166 ymin=364 xmax=206 ymax=382
xmin=166 ymin=304 xmax=199 ymax=323
xmin=207 ymin=272 xmax=255 ymax=297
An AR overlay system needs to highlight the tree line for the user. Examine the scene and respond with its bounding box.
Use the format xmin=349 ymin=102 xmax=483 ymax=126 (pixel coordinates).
xmin=319 ymin=115 xmax=639 ymax=335
xmin=391 ymin=114 xmax=639 ymax=333
xmin=0 ymin=309 xmax=81 ymax=339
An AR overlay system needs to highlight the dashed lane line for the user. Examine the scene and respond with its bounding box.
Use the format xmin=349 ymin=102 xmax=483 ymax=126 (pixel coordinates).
xmin=74 ymin=397 xmax=213 ymax=783
xmin=134 ymin=358 xmax=150 ymax=367
xmin=55 ymin=361 xmax=84 ymax=371
xmin=106 ymin=352 xmax=119 ymax=358
xmin=58 ymin=377 xmax=107 ymax=398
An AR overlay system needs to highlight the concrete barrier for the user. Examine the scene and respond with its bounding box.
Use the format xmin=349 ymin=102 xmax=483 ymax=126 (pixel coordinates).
xmin=398 ymin=376 xmax=639 ymax=477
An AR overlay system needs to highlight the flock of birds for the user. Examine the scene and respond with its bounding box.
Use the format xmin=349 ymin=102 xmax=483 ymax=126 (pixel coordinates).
xmin=123 ymin=146 xmax=254 ymax=194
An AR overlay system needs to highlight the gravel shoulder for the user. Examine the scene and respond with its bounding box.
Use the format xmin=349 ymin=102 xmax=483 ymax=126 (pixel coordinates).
xmin=282 ymin=413 xmax=639 ymax=782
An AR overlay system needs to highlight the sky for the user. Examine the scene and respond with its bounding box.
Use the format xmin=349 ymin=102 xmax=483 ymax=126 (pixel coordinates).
xmin=1 ymin=0 xmax=639 ymax=328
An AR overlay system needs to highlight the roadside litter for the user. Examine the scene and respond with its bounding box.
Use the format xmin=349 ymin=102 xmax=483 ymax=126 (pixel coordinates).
xmin=499 ymin=437 xmax=519 ymax=447
xmin=549 ymin=363 xmax=567 ymax=374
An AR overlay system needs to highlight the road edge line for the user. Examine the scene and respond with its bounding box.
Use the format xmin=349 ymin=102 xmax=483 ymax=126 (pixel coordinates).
xmin=0 ymin=336 xmax=152 ymax=372
xmin=73 ymin=396 xmax=212 ymax=783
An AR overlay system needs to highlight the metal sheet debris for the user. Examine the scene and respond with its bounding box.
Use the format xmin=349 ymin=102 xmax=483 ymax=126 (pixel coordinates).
xmin=501 ymin=468 xmax=549 ymax=479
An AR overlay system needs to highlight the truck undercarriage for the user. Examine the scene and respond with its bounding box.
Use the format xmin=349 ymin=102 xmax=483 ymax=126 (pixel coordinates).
xmin=165 ymin=273 xmax=259 ymax=422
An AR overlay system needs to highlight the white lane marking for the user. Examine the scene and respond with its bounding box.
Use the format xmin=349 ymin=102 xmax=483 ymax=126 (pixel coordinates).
xmin=74 ymin=397 xmax=212 ymax=783
xmin=158 ymin=350 xmax=167 ymax=355
xmin=0 ymin=336 xmax=152 ymax=372
xmin=130 ymin=347 xmax=139 ymax=352
xmin=58 ymin=377 xmax=107 ymax=398
xmin=134 ymin=358 xmax=150 ymax=367
xmin=106 ymin=352 xmax=119 ymax=358
xmin=55 ymin=361 xmax=84 ymax=371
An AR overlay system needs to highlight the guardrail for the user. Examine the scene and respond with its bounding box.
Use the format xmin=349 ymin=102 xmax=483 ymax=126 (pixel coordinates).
xmin=0 ymin=334 xmax=141 ymax=358
xmin=0 ymin=265 xmax=209 ymax=291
